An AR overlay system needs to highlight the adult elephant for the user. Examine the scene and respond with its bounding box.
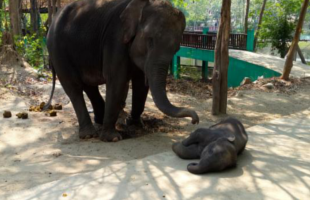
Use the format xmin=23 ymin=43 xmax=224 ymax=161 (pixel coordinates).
xmin=46 ymin=0 xmax=199 ymax=142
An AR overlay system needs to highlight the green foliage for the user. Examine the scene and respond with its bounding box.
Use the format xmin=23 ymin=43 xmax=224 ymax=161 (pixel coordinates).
xmin=180 ymin=65 xmax=202 ymax=81
xmin=15 ymin=34 xmax=45 ymax=70
xmin=256 ymin=0 xmax=303 ymax=57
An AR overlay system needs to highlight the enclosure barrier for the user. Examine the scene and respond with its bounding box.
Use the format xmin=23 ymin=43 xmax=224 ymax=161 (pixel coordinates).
xmin=181 ymin=32 xmax=247 ymax=50
xmin=170 ymin=29 xmax=281 ymax=87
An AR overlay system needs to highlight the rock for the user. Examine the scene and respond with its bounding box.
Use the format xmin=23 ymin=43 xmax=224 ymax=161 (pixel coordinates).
xmin=54 ymin=104 xmax=63 ymax=110
xmin=39 ymin=77 xmax=46 ymax=82
xmin=240 ymin=77 xmax=252 ymax=86
xmin=262 ymin=83 xmax=274 ymax=90
xmin=16 ymin=112 xmax=28 ymax=119
xmin=236 ymin=92 xmax=244 ymax=98
xmin=257 ymin=75 xmax=264 ymax=80
xmin=3 ymin=111 xmax=12 ymax=118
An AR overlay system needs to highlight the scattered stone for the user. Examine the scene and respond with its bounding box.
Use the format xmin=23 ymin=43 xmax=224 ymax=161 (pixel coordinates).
xmin=16 ymin=112 xmax=28 ymax=119
xmin=39 ymin=77 xmax=46 ymax=82
xmin=54 ymin=103 xmax=63 ymax=110
xmin=240 ymin=77 xmax=252 ymax=86
xmin=262 ymin=83 xmax=274 ymax=90
xmin=257 ymin=75 xmax=264 ymax=80
xmin=236 ymin=91 xmax=244 ymax=97
xmin=3 ymin=111 xmax=12 ymax=118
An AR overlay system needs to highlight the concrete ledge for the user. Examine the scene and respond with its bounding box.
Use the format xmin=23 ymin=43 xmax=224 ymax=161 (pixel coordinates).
xmin=229 ymin=50 xmax=310 ymax=78
xmin=3 ymin=111 xmax=310 ymax=200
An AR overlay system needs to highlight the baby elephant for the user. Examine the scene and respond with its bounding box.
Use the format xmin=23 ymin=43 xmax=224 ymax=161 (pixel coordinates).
xmin=172 ymin=117 xmax=248 ymax=174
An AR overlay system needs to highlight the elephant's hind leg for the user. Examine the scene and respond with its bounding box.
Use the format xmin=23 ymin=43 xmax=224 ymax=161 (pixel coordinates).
xmin=172 ymin=142 xmax=200 ymax=159
xmin=61 ymin=81 xmax=96 ymax=139
xmin=84 ymin=85 xmax=105 ymax=125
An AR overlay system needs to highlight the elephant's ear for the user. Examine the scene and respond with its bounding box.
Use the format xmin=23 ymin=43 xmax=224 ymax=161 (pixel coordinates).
xmin=226 ymin=135 xmax=236 ymax=143
xmin=120 ymin=0 xmax=148 ymax=43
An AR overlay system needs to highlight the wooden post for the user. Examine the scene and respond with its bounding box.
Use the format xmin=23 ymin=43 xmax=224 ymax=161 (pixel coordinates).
xmin=212 ymin=0 xmax=231 ymax=115
xmin=202 ymin=61 xmax=208 ymax=81
xmin=281 ymin=0 xmax=309 ymax=80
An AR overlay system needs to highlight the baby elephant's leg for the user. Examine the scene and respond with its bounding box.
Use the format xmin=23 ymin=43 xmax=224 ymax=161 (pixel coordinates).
xmin=172 ymin=142 xmax=200 ymax=159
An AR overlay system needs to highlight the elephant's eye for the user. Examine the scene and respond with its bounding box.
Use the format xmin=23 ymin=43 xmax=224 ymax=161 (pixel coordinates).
xmin=147 ymin=38 xmax=154 ymax=49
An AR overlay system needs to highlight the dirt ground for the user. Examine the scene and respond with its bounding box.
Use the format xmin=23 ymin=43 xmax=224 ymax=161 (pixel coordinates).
xmin=1 ymin=53 xmax=310 ymax=196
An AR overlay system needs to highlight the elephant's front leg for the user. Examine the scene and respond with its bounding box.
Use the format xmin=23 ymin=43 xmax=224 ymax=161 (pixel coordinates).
xmin=126 ymin=67 xmax=149 ymax=127
xmin=100 ymin=80 xmax=129 ymax=142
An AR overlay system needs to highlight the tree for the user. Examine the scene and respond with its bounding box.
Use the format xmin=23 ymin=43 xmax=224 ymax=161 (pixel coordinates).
xmin=258 ymin=0 xmax=303 ymax=58
xmin=30 ymin=0 xmax=39 ymax=34
xmin=244 ymin=0 xmax=250 ymax=33
xmin=47 ymin=0 xmax=61 ymax=28
xmin=281 ymin=0 xmax=309 ymax=80
xmin=47 ymin=0 xmax=52 ymax=27
xmin=57 ymin=0 xmax=61 ymax=9
xmin=0 ymin=0 xmax=3 ymax=29
xmin=9 ymin=0 xmax=22 ymax=36
xmin=212 ymin=0 xmax=231 ymax=115
xmin=254 ymin=0 xmax=267 ymax=50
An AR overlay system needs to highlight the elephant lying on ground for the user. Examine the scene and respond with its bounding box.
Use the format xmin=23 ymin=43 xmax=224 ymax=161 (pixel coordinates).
xmin=172 ymin=118 xmax=248 ymax=174
xmin=45 ymin=0 xmax=199 ymax=142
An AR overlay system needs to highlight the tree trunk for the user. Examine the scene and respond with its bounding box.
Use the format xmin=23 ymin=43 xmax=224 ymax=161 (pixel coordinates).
xmin=0 ymin=0 xmax=3 ymax=31
xmin=244 ymin=0 xmax=250 ymax=33
xmin=47 ymin=0 xmax=52 ymax=28
xmin=281 ymin=0 xmax=309 ymax=80
xmin=9 ymin=0 xmax=22 ymax=37
xmin=30 ymin=0 xmax=39 ymax=35
xmin=254 ymin=0 xmax=267 ymax=50
xmin=57 ymin=0 xmax=61 ymax=9
xmin=52 ymin=0 xmax=57 ymax=18
xmin=297 ymin=44 xmax=307 ymax=64
xmin=212 ymin=0 xmax=231 ymax=115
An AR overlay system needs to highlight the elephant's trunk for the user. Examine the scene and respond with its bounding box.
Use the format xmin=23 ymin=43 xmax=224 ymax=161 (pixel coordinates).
xmin=146 ymin=59 xmax=199 ymax=124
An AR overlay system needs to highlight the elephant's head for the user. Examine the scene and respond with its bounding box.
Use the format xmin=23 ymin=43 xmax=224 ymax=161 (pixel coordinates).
xmin=187 ymin=138 xmax=237 ymax=174
xmin=120 ymin=0 xmax=199 ymax=124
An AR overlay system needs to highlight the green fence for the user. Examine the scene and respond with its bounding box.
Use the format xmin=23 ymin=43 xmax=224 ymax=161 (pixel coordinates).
xmin=171 ymin=46 xmax=281 ymax=87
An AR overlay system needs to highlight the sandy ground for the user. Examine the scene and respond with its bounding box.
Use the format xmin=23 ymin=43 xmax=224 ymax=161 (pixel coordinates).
xmin=0 ymin=55 xmax=310 ymax=196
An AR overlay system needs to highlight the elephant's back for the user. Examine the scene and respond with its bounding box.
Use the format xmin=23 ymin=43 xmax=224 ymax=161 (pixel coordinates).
xmin=47 ymin=0 xmax=130 ymax=68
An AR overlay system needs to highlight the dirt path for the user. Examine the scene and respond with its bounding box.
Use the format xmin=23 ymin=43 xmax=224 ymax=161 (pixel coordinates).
xmin=1 ymin=74 xmax=310 ymax=195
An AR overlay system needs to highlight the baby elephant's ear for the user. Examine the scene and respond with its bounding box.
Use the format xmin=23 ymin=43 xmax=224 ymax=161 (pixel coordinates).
xmin=226 ymin=135 xmax=236 ymax=143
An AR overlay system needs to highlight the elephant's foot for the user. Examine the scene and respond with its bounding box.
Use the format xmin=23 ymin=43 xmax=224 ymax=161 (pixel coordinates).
xmin=125 ymin=116 xmax=144 ymax=128
xmin=79 ymin=125 xmax=97 ymax=139
xmin=99 ymin=129 xmax=123 ymax=142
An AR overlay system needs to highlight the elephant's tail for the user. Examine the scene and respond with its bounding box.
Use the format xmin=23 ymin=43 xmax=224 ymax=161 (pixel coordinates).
xmin=43 ymin=59 xmax=56 ymax=110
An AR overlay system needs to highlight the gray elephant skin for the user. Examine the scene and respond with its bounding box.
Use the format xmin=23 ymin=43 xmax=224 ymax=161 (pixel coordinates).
xmin=45 ymin=0 xmax=199 ymax=142
xmin=172 ymin=118 xmax=248 ymax=174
